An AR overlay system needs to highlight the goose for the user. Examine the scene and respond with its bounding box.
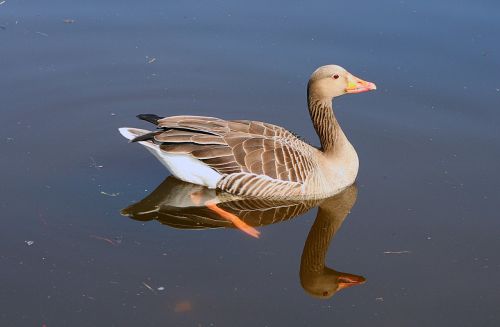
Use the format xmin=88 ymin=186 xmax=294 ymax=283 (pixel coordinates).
xmin=119 ymin=65 xmax=376 ymax=200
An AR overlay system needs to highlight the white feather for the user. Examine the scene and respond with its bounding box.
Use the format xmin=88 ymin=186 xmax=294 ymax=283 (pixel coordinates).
xmin=118 ymin=127 xmax=222 ymax=188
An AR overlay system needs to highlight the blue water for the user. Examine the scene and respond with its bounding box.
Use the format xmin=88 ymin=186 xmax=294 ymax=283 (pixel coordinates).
xmin=1 ymin=0 xmax=499 ymax=326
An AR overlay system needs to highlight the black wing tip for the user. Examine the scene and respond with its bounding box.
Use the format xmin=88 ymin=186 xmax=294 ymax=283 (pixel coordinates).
xmin=130 ymin=131 xmax=159 ymax=143
xmin=136 ymin=114 xmax=164 ymax=125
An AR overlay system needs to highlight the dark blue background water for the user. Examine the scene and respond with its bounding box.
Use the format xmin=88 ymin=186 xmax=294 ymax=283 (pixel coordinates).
xmin=1 ymin=0 xmax=499 ymax=326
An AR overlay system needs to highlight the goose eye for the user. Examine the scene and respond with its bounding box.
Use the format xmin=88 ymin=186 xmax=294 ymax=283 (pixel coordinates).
xmin=333 ymin=74 xmax=339 ymax=79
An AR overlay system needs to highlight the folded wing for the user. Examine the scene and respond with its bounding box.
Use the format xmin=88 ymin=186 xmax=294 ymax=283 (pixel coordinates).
xmin=147 ymin=116 xmax=318 ymax=188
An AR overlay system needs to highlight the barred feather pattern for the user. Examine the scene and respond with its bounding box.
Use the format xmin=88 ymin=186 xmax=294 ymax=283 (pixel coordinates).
xmin=216 ymin=173 xmax=304 ymax=198
xmin=121 ymin=176 xmax=322 ymax=229
xmin=220 ymin=197 xmax=319 ymax=226
xmin=307 ymin=97 xmax=338 ymax=153
xmin=153 ymin=197 xmax=318 ymax=229
xmin=149 ymin=115 xmax=322 ymax=197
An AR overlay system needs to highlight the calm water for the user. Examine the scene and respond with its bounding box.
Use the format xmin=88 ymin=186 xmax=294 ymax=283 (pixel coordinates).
xmin=1 ymin=0 xmax=499 ymax=326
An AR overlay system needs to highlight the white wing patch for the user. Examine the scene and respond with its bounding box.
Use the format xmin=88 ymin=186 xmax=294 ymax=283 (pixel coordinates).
xmin=119 ymin=127 xmax=222 ymax=188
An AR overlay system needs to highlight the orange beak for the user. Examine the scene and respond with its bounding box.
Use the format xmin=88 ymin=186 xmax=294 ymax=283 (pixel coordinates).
xmin=345 ymin=74 xmax=377 ymax=94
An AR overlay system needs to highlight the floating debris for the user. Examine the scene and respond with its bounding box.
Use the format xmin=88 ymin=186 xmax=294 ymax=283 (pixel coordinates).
xmin=100 ymin=191 xmax=119 ymax=197
xmin=90 ymin=235 xmax=118 ymax=246
xmin=383 ymin=250 xmax=411 ymax=254
xmin=146 ymin=56 xmax=156 ymax=64
xmin=157 ymin=286 xmax=165 ymax=291
xmin=25 ymin=240 xmax=34 ymax=246
xmin=89 ymin=157 xmax=103 ymax=169
xmin=63 ymin=19 xmax=75 ymax=24
xmin=35 ymin=31 xmax=49 ymax=37
xmin=82 ymin=294 xmax=95 ymax=300
xmin=142 ymin=282 xmax=154 ymax=293
xmin=0 ymin=1 xmax=6 ymax=6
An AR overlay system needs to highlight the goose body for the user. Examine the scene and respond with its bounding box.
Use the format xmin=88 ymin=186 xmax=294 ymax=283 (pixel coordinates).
xmin=119 ymin=65 xmax=376 ymax=200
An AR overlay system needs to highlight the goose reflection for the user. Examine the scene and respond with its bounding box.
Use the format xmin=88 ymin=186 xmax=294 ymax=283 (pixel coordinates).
xmin=299 ymin=185 xmax=365 ymax=298
xmin=121 ymin=176 xmax=365 ymax=298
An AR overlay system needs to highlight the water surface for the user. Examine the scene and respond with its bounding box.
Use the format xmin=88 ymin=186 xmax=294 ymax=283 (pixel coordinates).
xmin=1 ymin=0 xmax=499 ymax=326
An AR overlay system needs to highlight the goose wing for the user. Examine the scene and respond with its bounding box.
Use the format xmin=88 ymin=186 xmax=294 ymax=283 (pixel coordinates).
xmin=147 ymin=116 xmax=318 ymax=186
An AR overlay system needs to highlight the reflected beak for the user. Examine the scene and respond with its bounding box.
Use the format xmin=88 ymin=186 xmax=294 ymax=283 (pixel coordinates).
xmin=337 ymin=273 xmax=366 ymax=291
xmin=345 ymin=74 xmax=377 ymax=94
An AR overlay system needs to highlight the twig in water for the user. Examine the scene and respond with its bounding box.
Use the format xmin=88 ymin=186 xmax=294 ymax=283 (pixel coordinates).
xmin=142 ymin=282 xmax=155 ymax=293
xmin=90 ymin=235 xmax=117 ymax=246
xmin=383 ymin=250 xmax=411 ymax=254
xmin=89 ymin=156 xmax=103 ymax=169
xmin=100 ymin=191 xmax=119 ymax=197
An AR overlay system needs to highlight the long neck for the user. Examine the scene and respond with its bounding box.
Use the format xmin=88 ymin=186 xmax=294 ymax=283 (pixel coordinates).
xmin=307 ymin=93 xmax=340 ymax=154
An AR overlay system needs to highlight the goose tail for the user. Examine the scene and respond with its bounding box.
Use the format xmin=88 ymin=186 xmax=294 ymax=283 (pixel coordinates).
xmin=136 ymin=114 xmax=164 ymax=125
xmin=118 ymin=126 xmax=221 ymax=189
xmin=118 ymin=127 xmax=152 ymax=142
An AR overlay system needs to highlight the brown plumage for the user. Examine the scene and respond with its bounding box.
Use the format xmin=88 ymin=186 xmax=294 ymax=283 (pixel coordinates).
xmin=156 ymin=117 xmax=315 ymax=178
xmin=120 ymin=65 xmax=376 ymax=199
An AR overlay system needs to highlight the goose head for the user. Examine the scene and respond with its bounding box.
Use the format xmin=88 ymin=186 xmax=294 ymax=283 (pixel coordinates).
xmin=308 ymin=65 xmax=376 ymax=100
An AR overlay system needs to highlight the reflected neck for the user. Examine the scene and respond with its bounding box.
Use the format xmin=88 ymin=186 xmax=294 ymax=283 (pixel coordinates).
xmin=300 ymin=204 xmax=346 ymax=273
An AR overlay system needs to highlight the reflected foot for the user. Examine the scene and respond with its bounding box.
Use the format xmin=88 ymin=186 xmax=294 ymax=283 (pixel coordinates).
xmin=205 ymin=200 xmax=261 ymax=238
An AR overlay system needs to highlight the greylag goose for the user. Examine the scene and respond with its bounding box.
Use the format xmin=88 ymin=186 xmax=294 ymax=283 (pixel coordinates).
xmin=119 ymin=65 xmax=376 ymax=200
